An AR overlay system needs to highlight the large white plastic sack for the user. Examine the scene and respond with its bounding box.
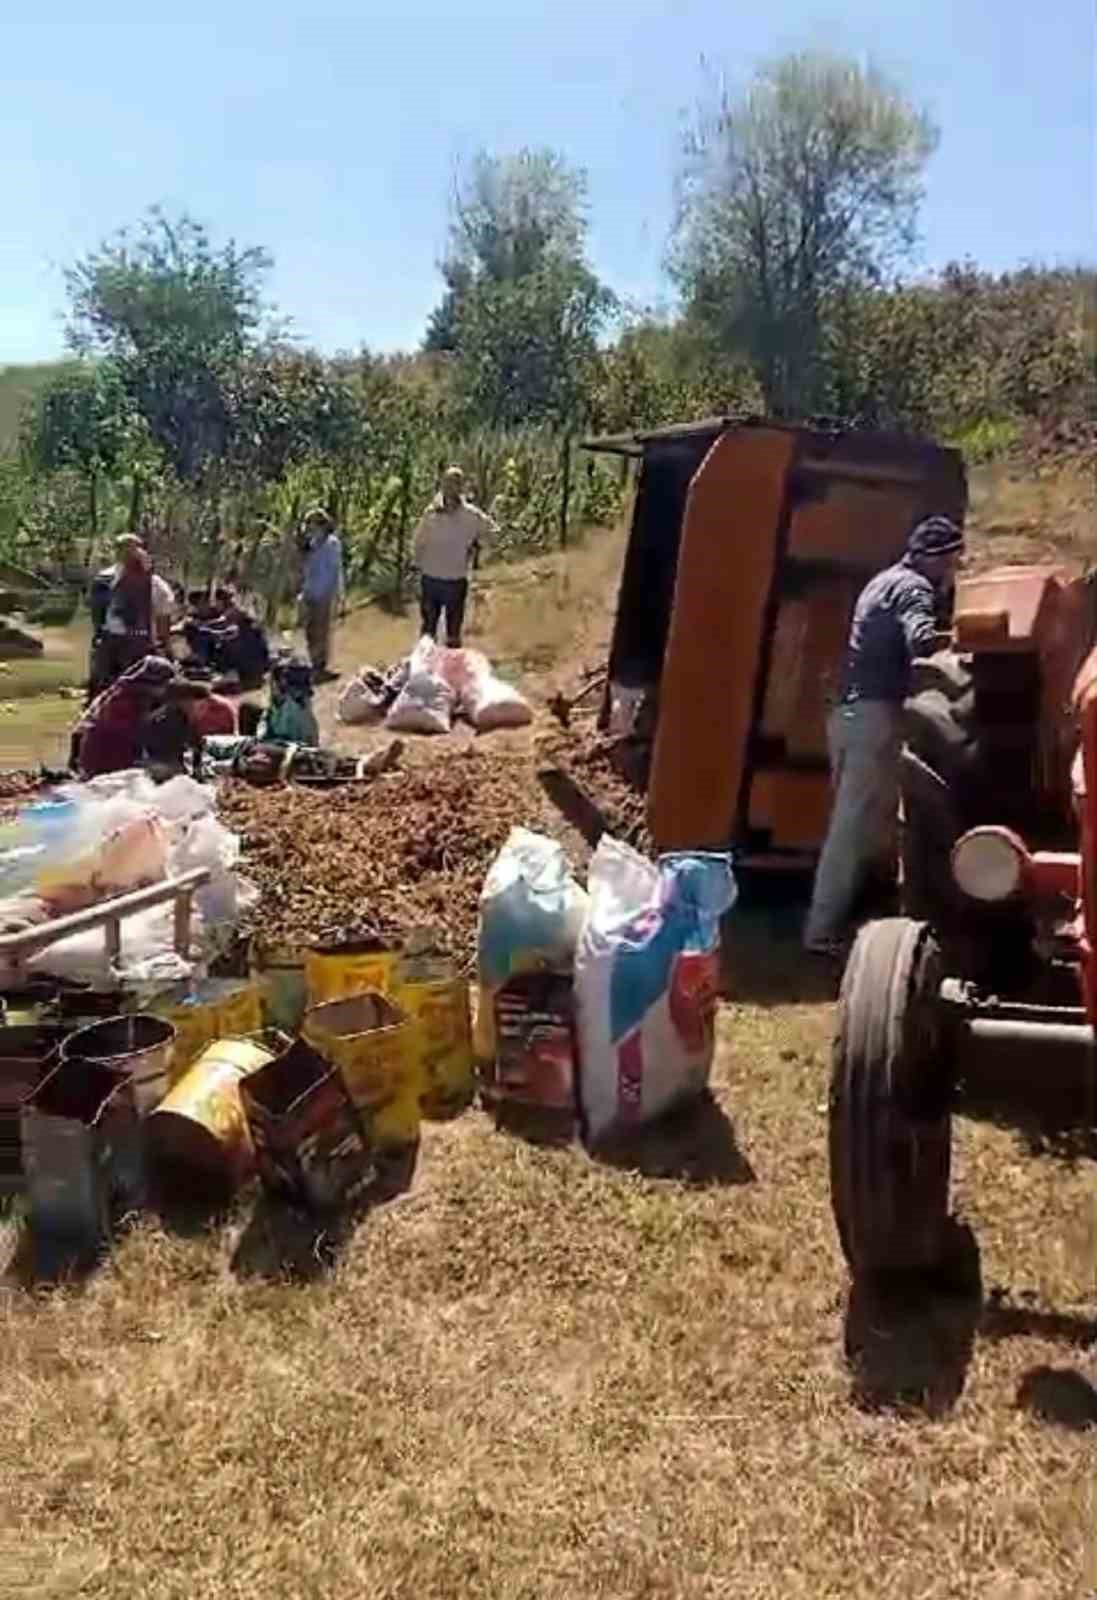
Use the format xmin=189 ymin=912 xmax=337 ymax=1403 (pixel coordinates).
xmin=438 ymin=647 xmax=532 ymax=732
xmin=152 ymin=774 xmax=216 ymax=826
xmin=337 ymin=674 xmax=385 ymax=726
xmin=575 ymin=839 xmax=736 ymax=1146
xmin=171 ymin=813 xmax=242 ymax=924
xmin=35 ymin=796 xmax=169 ymax=914
xmin=474 ymin=827 xmax=588 ymax=1060
xmin=25 ymin=901 xmax=204 ymax=988
xmin=385 ymin=642 xmax=455 ymax=735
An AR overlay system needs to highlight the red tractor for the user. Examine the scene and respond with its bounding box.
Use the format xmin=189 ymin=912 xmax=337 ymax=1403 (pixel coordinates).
xmin=829 ymin=566 xmax=1097 ymax=1279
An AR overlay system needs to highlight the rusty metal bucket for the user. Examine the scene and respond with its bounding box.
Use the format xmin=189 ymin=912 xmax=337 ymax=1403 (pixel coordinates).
xmin=240 ymin=1036 xmax=375 ymax=1211
xmin=146 ymin=1034 xmax=278 ymax=1199
xmin=61 ymin=1014 xmax=176 ymax=1115
xmin=22 ymin=1059 xmax=141 ymax=1273
xmin=304 ymin=938 xmax=400 ymax=1006
xmin=257 ymin=943 xmax=308 ymax=1035
xmin=0 ymin=1024 xmax=68 ymax=1195
xmin=303 ymin=990 xmax=420 ymax=1149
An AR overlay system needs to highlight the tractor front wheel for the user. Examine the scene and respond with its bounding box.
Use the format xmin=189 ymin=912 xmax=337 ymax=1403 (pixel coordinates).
xmin=829 ymin=917 xmax=954 ymax=1278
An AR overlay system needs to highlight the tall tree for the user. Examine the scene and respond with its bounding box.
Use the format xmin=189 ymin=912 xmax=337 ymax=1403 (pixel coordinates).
xmin=64 ymin=209 xmax=273 ymax=487
xmin=453 ymin=260 xmax=614 ymax=429
xmin=22 ymin=363 xmax=136 ymax=547
xmin=424 ymin=148 xmax=589 ymax=354
xmin=671 ymin=52 xmax=937 ymax=416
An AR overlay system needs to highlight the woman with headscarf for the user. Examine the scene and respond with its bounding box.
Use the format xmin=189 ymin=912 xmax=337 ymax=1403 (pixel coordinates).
xmin=73 ymin=656 xmax=177 ymax=779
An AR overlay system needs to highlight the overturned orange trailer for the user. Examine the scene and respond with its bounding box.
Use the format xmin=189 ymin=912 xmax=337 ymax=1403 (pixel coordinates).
xmin=583 ymin=417 xmax=967 ymax=866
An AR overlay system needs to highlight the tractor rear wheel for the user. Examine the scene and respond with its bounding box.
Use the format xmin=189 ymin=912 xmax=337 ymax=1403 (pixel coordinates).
xmin=829 ymin=917 xmax=953 ymax=1278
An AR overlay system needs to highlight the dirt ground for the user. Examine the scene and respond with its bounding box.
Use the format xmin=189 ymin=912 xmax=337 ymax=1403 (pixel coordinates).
xmin=2 ymin=488 xmax=1096 ymax=1598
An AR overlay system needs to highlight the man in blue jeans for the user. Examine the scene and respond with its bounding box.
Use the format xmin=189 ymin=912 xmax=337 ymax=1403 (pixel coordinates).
xmin=804 ymin=514 xmax=965 ymax=957
xmin=412 ymin=467 xmax=497 ymax=647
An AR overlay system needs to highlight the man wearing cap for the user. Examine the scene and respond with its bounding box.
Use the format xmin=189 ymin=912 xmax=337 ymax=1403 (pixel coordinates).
xmin=804 ymin=514 xmax=965 ymax=956
xmin=88 ymin=535 xmax=175 ymax=695
xmin=412 ymin=466 xmax=497 ymax=648
xmin=298 ymin=509 xmax=344 ymax=680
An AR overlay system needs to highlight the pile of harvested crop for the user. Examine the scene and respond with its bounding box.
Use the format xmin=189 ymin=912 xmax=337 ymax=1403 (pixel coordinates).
xmin=537 ymin=719 xmax=651 ymax=851
xmin=219 ymin=747 xmax=553 ymax=965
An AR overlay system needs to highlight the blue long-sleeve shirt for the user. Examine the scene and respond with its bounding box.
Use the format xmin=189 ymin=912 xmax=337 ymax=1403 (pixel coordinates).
xmin=840 ymin=558 xmax=939 ymax=705
xmin=302 ymin=533 xmax=344 ymax=604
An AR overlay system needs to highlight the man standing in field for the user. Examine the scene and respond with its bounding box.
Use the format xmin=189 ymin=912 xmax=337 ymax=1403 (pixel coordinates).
xmin=299 ymin=508 xmax=344 ymax=680
xmin=803 ymin=514 xmax=965 ymax=957
xmin=89 ymin=534 xmax=175 ymax=694
xmin=413 ymin=466 xmax=497 ymax=648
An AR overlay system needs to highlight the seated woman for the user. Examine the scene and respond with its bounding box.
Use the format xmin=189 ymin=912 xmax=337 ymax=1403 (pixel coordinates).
xmin=143 ymin=677 xmax=245 ymax=779
xmin=73 ymin=656 xmax=177 ymax=778
xmin=182 ymin=588 xmax=271 ymax=689
xmin=258 ymin=655 xmax=320 ymax=745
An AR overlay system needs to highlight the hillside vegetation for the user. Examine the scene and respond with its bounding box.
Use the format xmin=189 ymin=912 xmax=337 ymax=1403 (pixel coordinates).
xmin=0 ymin=58 xmax=1091 ymax=603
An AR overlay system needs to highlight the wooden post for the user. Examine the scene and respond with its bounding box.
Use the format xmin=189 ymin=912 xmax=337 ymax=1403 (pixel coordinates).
xmin=559 ymin=434 xmax=572 ymax=552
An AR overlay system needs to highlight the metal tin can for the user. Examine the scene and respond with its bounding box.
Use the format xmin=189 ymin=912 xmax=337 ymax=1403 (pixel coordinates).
xmin=0 ymin=1024 xmax=68 ymax=1194
xmin=257 ymin=944 xmax=308 ymax=1035
xmin=22 ymin=1059 xmax=141 ymax=1275
xmin=303 ymin=990 xmax=420 ymax=1148
xmin=61 ymin=1014 xmax=176 ymax=1115
xmin=240 ymin=1036 xmax=375 ymax=1211
xmin=393 ymin=970 xmax=474 ymax=1121
xmin=147 ymin=1034 xmax=277 ymax=1197
xmin=304 ymin=940 xmax=399 ymax=1006
xmin=489 ymin=972 xmax=579 ymax=1144
xmin=152 ymin=979 xmax=265 ymax=1087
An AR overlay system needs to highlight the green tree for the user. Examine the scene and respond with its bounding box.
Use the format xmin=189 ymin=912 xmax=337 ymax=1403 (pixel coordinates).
xmin=64 ymin=209 xmax=273 ymax=487
xmin=452 ymin=259 xmax=614 ymax=429
xmin=424 ymin=148 xmax=588 ymax=352
xmin=225 ymin=348 xmax=360 ymax=489
xmin=672 ymin=52 xmax=937 ymax=416
xmin=22 ymin=362 xmax=137 ymax=546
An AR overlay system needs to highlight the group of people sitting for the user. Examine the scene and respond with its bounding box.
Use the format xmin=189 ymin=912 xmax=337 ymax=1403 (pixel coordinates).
xmin=73 ymin=656 xmax=240 ymax=780
xmin=76 ymin=531 xmax=307 ymax=783
xmin=88 ymin=534 xmax=272 ymax=698
xmin=72 ymin=650 xmax=321 ymax=783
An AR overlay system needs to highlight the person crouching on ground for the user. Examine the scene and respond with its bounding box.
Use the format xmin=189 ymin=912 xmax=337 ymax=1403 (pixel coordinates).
xmin=73 ymin=655 xmax=177 ymax=778
xmin=803 ymin=514 xmax=965 ymax=958
xmin=412 ymin=466 xmax=497 ymax=648
xmin=298 ymin=509 xmax=344 ymax=681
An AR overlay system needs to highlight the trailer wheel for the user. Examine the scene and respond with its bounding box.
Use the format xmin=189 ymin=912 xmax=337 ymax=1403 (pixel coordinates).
xmin=830 ymin=917 xmax=953 ymax=1277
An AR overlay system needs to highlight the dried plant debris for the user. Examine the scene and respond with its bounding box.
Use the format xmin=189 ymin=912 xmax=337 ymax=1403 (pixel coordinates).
xmin=221 ymin=748 xmax=556 ymax=965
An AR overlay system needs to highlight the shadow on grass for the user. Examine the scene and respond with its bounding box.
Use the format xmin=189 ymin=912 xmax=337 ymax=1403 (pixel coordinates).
xmin=981 ymin=1289 xmax=1097 ymax=1350
xmin=843 ymin=1222 xmax=983 ymax=1419
xmin=721 ymin=904 xmax=839 ymax=1007
xmin=591 ymin=1091 xmax=756 ymax=1188
xmin=2 ymin=1202 xmax=146 ymax=1292
xmin=1016 ymin=1365 xmax=1097 ymax=1431
xmin=843 ymin=1224 xmax=1097 ymax=1422
xmin=229 ymin=1142 xmax=419 ymax=1285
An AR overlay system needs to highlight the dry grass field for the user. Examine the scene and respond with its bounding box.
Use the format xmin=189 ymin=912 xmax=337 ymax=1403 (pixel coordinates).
xmin=1 ymin=462 xmax=1095 ymax=1599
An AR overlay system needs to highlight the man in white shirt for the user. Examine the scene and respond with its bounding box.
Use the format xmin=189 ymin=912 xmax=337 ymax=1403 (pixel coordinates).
xmin=89 ymin=535 xmax=175 ymax=694
xmin=412 ymin=466 xmax=496 ymax=647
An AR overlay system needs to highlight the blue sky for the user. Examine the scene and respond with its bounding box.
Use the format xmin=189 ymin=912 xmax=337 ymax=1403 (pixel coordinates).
xmin=2 ymin=0 xmax=1094 ymax=364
